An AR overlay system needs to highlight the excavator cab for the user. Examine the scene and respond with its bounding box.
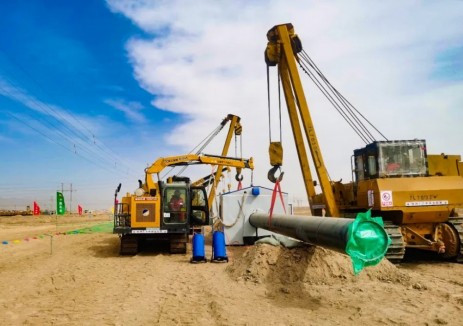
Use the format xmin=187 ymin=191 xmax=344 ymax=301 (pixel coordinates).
xmin=162 ymin=186 xmax=188 ymax=224
xmin=161 ymin=184 xmax=210 ymax=227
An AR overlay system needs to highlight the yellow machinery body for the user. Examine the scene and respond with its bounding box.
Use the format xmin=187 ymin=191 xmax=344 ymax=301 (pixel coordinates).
xmin=355 ymin=177 xmax=463 ymax=224
xmin=428 ymin=154 xmax=463 ymax=176
xmin=120 ymin=189 xmax=161 ymax=230
xmin=265 ymin=23 xmax=463 ymax=262
xmin=321 ymin=140 xmax=463 ymax=261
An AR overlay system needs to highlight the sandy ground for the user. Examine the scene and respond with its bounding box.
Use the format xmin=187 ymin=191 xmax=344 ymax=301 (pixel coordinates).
xmin=1 ymin=214 xmax=463 ymax=326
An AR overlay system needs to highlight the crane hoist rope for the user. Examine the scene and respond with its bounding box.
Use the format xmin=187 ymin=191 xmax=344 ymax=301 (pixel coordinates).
xmin=267 ymin=60 xmax=285 ymax=183
xmin=161 ymin=114 xmax=245 ymax=180
xmin=296 ymin=49 xmax=388 ymax=143
xmin=264 ymin=23 xmax=339 ymax=216
xmin=267 ymin=66 xmax=283 ymax=144
xmin=157 ymin=114 xmax=252 ymax=212
xmin=264 ymin=23 xmax=394 ymax=216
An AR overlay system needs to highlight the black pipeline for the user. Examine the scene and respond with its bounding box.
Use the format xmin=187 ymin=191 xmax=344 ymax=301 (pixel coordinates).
xmin=249 ymin=211 xmax=391 ymax=274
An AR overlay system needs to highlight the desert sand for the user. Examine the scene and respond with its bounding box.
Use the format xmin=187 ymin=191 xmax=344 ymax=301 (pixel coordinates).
xmin=1 ymin=214 xmax=463 ymax=326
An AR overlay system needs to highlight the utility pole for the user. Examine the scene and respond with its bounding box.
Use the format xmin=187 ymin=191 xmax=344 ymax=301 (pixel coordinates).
xmin=60 ymin=183 xmax=77 ymax=214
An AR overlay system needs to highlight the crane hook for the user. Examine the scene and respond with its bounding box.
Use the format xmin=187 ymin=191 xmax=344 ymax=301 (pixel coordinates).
xmin=235 ymin=173 xmax=244 ymax=182
xmin=267 ymin=165 xmax=284 ymax=183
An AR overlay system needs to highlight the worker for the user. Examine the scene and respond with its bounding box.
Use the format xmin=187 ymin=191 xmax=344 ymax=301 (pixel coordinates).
xmin=169 ymin=189 xmax=185 ymax=221
xmin=190 ymin=190 xmax=206 ymax=224
xmin=386 ymin=155 xmax=401 ymax=173
xmin=191 ymin=190 xmax=204 ymax=206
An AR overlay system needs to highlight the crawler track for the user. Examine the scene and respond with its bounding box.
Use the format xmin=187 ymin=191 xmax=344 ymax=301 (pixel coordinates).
xmin=120 ymin=235 xmax=138 ymax=255
xmin=383 ymin=221 xmax=406 ymax=263
xmin=169 ymin=234 xmax=188 ymax=254
xmin=448 ymin=209 xmax=463 ymax=263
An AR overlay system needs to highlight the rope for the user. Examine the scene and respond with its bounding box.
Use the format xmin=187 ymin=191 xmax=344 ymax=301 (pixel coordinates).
xmin=267 ymin=64 xmax=283 ymax=144
xmin=267 ymin=64 xmax=272 ymax=143
xmin=297 ymin=50 xmax=388 ymax=142
xmin=297 ymin=59 xmax=372 ymax=144
xmin=301 ymin=50 xmax=388 ymax=141
xmin=268 ymin=179 xmax=286 ymax=227
xmin=300 ymin=52 xmax=376 ymax=142
xmin=278 ymin=66 xmax=282 ymax=142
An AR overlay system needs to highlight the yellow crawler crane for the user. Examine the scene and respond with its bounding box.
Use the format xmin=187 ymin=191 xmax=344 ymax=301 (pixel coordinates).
xmin=265 ymin=23 xmax=463 ymax=262
xmin=113 ymin=113 xmax=253 ymax=255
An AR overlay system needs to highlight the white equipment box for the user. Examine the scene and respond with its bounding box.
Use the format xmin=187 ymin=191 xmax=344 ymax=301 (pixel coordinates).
xmin=219 ymin=186 xmax=290 ymax=245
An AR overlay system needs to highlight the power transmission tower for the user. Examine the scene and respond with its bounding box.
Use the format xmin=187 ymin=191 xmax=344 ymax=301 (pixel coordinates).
xmin=60 ymin=183 xmax=77 ymax=213
xmin=50 ymin=196 xmax=53 ymax=213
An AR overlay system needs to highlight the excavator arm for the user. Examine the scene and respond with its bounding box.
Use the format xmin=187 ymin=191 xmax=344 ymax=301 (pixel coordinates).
xmin=265 ymin=23 xmax=339 ymax=217
xmin=144 ymin=153 xmax=254 ymax=193
xmin=191 ymin=167 xmax=230 ymax=188
xmin=144 ymin=113 xmax=251 ymax=209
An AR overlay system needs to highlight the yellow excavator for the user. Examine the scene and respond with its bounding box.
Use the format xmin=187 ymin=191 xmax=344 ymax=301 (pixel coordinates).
xmin=113 ymin=114 xmax=254 ymax=255
xmin=265 ymin=23 xmax=463 ymax=262
xmin=113 ymin=153 xmax=254 ymax=254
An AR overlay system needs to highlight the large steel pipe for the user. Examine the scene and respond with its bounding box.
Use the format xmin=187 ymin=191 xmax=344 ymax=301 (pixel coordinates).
xmin=249 ymin=212 xmax=391 ymax=274
xmin=250 ymin=212 xmax=351 ymax=252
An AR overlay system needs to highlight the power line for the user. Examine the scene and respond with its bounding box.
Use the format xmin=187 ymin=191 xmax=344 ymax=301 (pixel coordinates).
xmin=0 ymin=80 xmax=139 ymax=179
xmin=0 ymin=51 xmax=139 ymax=178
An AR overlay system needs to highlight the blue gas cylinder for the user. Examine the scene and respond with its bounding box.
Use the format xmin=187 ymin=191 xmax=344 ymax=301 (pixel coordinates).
xmin=211 ymin=231 xmax=228 ymax=262
xmin=191 ymin=233 xmax=206 ymax=263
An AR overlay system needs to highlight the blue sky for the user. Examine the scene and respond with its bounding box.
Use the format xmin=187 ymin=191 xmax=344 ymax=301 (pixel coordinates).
xmin=1 ymin=1 xmax=463 ymax=211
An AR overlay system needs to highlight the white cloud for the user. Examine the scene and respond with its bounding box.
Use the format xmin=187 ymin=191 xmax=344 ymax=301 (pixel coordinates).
xmin=104 ymin=98 xmax=146 ymax=123
xmin=107 ymin=0 xmax=463 ymax=204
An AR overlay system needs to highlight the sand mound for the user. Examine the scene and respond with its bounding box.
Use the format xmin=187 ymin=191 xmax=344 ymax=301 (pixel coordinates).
xmin=227 ymin=243 xmax=411 ymax=286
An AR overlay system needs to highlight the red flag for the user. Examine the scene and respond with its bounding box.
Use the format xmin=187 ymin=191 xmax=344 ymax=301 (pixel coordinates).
xmin=33 ymin=201 xmax=40 ymax=216
xmin=78 ymin=205 xmax=83 ymax=215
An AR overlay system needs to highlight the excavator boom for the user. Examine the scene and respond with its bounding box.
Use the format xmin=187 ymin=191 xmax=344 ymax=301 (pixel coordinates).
xmin=144 ymin=153 xmax=253 ymax=193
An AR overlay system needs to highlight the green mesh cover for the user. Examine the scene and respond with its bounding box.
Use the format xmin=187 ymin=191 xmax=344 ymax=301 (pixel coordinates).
xmin=345 ymin=210 xmax=391 ymax=275
xmin=65 ymin=222 xmax=113 ymax=235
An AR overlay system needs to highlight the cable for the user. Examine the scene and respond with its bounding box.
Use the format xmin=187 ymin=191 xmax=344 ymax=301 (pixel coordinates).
xmin=164 ymin=120 xmax=227 ymax=179
xmin=298 ymin=50 xmax=388 ymax=142
xmin=267 ymin=65 xmax=272 ymax=142
xmin=300 ymin=51 xmax=376 ymax=142
xmin=296 ymin=59 xmax=372 ymax=144
xmin=278 ymin=67 xmax=282 ymax=143
xmin=0 ymin=54 xmax=138 ymax=176
xmin=301 ymin=49 xmax=388 ymax=140
xmin=0 ymin=79 xmax=138 ymax=179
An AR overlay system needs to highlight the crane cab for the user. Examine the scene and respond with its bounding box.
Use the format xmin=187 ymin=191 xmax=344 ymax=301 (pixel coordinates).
xmin=353 ymin=139 xmax=428 ymax=181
